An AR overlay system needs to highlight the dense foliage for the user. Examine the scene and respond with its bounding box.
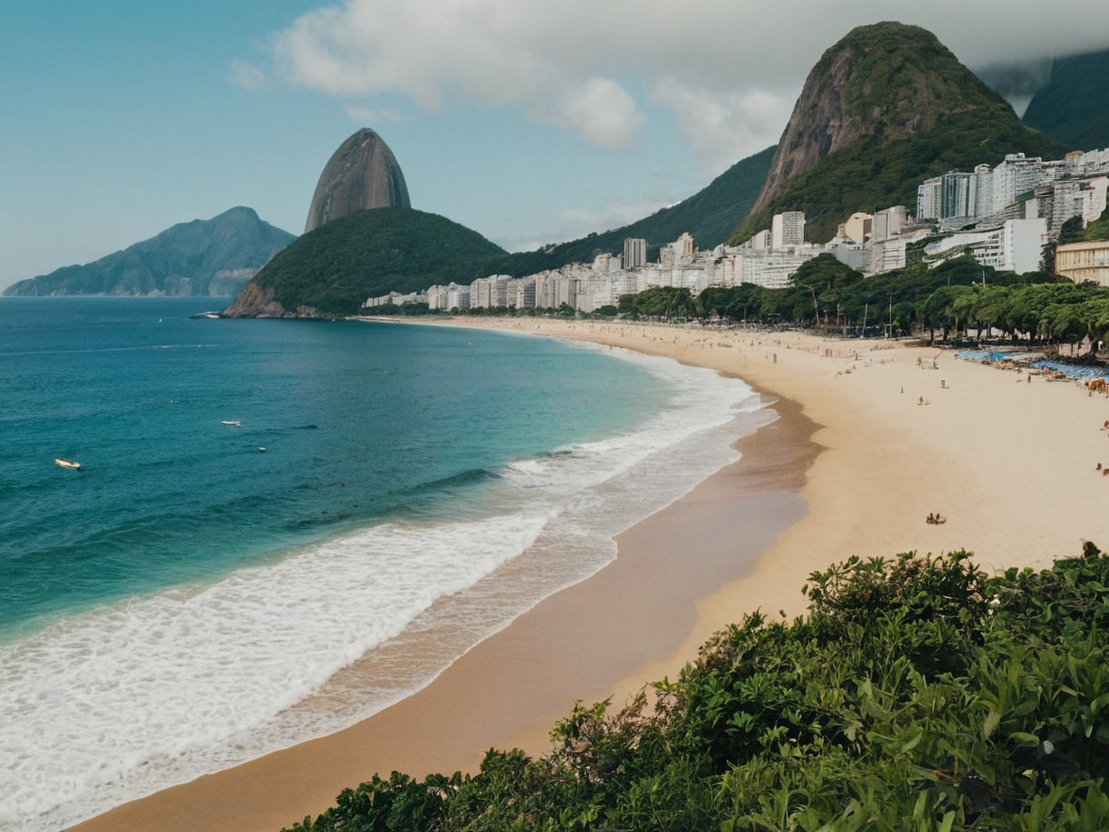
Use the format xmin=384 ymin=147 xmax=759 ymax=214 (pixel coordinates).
xmin=2 ymin=206 xmax=294 ymax=297
xmin=284 ymin=545 xmax=1109 ymax=831
xmin=692 ymin=254 xmax=1109 ymax=352
xmin=490 ymin=147 xmax=775 ymax=276
xmin=246 ymin=208 xmax=507 ymax=316
xmin=731 ymin=23 xmax=1067 ymax=245
xmin=1075 ymin=207 xmax=1109 ymax=244
xmin=1022 ymin=50 xmax=1109 ymax=154
xmin=617 ymin=286 xmax=699 ymax=319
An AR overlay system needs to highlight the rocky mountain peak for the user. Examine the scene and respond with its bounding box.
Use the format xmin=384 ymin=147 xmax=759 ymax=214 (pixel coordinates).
xmin=751 ymin=22 xmax=1008 ymax=215
xmin=304 ymin=128 xmax=411 ymax=233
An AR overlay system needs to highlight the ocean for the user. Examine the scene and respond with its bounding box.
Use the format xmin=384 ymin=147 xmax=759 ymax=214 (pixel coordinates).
xmin=0 ymin=298 xmax=770 ymax=830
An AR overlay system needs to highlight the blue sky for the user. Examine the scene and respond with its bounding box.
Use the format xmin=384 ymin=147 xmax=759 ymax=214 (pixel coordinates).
xmin=3 ymin=1 xmax=1109 ymax=291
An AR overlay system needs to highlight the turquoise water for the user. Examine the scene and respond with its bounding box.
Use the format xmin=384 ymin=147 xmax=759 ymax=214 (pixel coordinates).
xmin=0 ymin=298 xmax=766 ymax=829
xmin=0 ymin=299 xmax=666 ymax=633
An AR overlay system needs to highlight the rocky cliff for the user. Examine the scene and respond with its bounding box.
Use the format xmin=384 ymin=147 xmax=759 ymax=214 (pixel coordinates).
xmin=734 ymin=22 xmax=1065 ymax=243
xmin=304 ymin=129 xmax=411 ymax=233
xmin=3 ymin=207 xmax=295 ymax=297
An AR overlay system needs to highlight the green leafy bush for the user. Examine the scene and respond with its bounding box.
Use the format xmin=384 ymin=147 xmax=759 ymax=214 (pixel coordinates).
xmin=284 ymin=546 xmax=1109 ymax=832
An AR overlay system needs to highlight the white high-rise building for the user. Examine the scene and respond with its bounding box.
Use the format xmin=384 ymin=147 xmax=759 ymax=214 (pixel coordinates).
xmin=917 ymin=178 xmax=942 ymax=221
xmin=941 ymin=172 xmax=976 ymax=220
xmin=623 ymin=238 xmax=647 ymax=270
xmin=990 ymin=154 xmax=1046 ymax=216
xmin=469 ymin=275 xmax=510 ymax=308
xmin=771 ymin=212 xmax=805 ymax=249
xmin=973 ymin=164 xmax=994 ymax=218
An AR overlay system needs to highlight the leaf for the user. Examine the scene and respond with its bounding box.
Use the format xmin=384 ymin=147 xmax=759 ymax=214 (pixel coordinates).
xmin=913 ymin=791 xmax=928 ymax=821
xmin=1010 ymin=731 xmax=1040 ymax=746
xmin=982 ymin=708 xmax=1001 ymax=741
xmin=902 ymin=730 xmax=924 ymax=753
xmin=938 ymin=810 xmax=956 ymax=832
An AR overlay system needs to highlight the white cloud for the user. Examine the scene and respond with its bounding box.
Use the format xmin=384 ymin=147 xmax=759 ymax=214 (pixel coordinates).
xmin=228 ymin=59 xmax=267 ymax=92
xmin=541 ymin=78 xmax=644 ymax=151
xmin=268 ymin=0 xmax=648 ymax=149
xmin=651 ymin=80 xmax=794 ymax=176
xmin=249 ymin=0 xmax=1109 ymax=163
xmin=344 ymin=104 xmax=402 ymax=123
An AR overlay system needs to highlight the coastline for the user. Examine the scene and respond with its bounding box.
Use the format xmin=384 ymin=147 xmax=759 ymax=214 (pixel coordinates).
xmin=71 ymin=319 xmax=1109 ymax=832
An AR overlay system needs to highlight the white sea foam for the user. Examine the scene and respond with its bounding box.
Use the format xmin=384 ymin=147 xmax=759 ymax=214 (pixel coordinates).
xmin=0 ymin=336 xmax=772 ymax=830
xmin=0 ymin=513 xmax=551 ymax=830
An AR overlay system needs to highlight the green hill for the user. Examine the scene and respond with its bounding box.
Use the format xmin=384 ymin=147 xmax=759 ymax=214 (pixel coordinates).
xmin=224 ymin=208 xmax=506 ymax=318
xmin=1022 ymin=49 xmax=1109 ymax=153
xmin=732 ymin=23 xmax=1067 ymax=245
xmin=2 ymin=207 xmax=294 ymax=297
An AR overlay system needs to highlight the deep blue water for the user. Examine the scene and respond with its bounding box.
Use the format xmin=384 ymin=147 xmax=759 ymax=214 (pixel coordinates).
xmin=0 ymin=298 xmax=667 ymax=635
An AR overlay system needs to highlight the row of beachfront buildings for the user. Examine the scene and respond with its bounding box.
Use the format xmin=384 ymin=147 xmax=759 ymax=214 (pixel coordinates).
xmin=363 ymin=147 xmax=1109 ymax=314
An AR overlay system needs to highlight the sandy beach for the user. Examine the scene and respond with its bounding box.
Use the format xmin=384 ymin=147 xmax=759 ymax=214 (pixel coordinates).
xmin=71 ymin=320 xmax=1109 ymax=832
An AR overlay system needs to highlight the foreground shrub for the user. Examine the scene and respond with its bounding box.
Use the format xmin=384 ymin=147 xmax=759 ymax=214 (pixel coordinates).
xmin=285 ymin=547 xmax=1109 ymax=832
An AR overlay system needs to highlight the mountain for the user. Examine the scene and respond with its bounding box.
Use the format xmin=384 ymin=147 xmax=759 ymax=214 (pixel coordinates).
xmin=304 ymin=129 xmax=411 ymax=233
xmin=223 ymin=148 xmax=774 ymax=317
xmin=1022 ymin=49 xmax=1109 ymax=153
xmin=492 ymin=145 xmax=775 ymax=275
xmin=223 ymin=208 xmax=506 ymax=318
xmin=731 ymin=22 xmax=1068 ymax=245
xmin=3 ymin=207 xmax=295 ymax=298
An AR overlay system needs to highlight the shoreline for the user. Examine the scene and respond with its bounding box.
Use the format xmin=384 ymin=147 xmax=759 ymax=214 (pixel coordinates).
xmin=71 ymin=319 xmax=1109 ymax=832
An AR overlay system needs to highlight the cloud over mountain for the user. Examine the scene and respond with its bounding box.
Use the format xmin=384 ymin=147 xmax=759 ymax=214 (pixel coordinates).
xmin=246 ymin=0 xmax=1109 ymax=175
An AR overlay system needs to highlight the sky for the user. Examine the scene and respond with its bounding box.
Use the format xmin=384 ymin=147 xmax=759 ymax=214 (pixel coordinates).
xmin=3 ymin=1 xmax=1109 ymax=291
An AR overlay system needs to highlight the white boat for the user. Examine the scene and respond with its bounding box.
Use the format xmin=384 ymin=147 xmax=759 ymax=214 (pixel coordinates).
xmin=221 ymin=420 xmax=241 ymax=427
xmin=54 ymin=457 xmax=82 ymax=470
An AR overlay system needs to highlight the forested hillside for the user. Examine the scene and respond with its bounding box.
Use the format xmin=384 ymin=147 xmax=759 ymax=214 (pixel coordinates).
xmin=224 ymin=208 xmax=506 ymax=317
xmin=1022 ymin=50 xmax=1109 ymax=153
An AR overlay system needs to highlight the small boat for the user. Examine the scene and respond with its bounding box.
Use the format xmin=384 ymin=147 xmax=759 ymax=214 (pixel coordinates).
xmin=55 ymin=457 xmax=82 ymax=470
xmin=189 ymin=311 xmax=222 ymax=320
xmin=221 ymin=420 xmax=241 ymax=427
